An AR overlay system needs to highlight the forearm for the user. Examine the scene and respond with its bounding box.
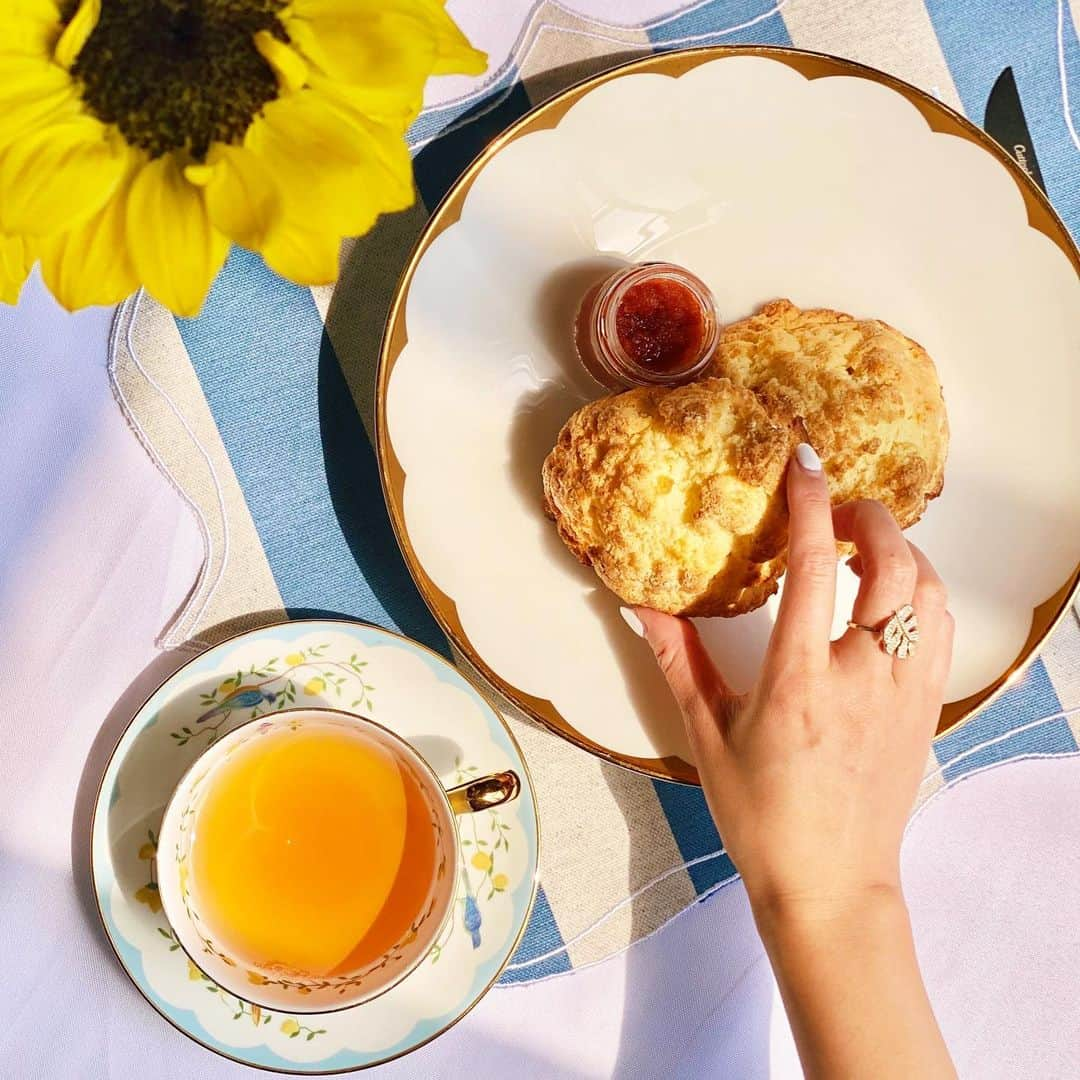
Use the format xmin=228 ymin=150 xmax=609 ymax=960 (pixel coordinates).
xmin=752 ymin=886 xmax=955 ymax=1080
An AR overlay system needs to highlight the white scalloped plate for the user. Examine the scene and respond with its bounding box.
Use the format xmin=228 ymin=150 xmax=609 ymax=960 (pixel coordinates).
xmin=380 ymin=48 xmax=1080 ymax=781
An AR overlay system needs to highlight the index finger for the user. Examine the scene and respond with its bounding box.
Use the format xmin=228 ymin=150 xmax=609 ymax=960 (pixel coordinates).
xmin=769 ymin=444 xmax=837 ymax=670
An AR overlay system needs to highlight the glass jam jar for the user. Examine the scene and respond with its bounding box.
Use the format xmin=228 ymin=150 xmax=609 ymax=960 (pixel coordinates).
xmin=574 ymin=262 xmax=720 ymax=390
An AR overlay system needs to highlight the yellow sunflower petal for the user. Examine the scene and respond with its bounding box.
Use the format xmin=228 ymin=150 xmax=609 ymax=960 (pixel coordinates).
xmin=253 ymin=30 xmax=308 ymax=93
xmin=284 ymin=9 xmax=430 ymax=91
xmin=0 ymin=116 xmax=126 ymax=234
xmin=185 ymin=145 xmax=282 ymax=249
xmin=0 ymin=232 xmax=33 ymax=305
xmin=308 ymin=78 xmax=416 ymax=185
xmin=10 ymin=0 xmax=61 ymax=20
xmin=290 ymin=0 xmax=485 ymax=78
xmin=420 ymin=0 xmax=487 ymax=76
xmin=0 ymin=55 xmax=81 ymax=144
xmin=246 ymin=92 xmax=413 ymax=239
xmin=37 ymin=153 xmax=141 ymax=309
xmin=259 ymin=223 xmax=341 ymax=287
xmin=5 ymin=0 xmax=64 ymax=56
xmin=126 ymin=155 xmax=229 ymax=317
xmin=283 ymin=3 xmax=485 ymax=123
xmin=53 ymin=0 xmax=99 ymax=70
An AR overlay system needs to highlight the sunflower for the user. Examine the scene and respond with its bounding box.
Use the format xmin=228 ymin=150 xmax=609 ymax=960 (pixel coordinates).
xmin=0 ymin=0 xmax=485 ymax=314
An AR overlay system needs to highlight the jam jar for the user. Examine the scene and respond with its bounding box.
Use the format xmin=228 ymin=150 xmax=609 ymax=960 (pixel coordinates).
xmin=574 ymin=262 xmax=720 ymax=390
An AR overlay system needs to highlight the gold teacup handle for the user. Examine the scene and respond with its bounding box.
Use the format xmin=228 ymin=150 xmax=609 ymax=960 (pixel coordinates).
xmin=446 ymin=770 xmax=521 ymax=814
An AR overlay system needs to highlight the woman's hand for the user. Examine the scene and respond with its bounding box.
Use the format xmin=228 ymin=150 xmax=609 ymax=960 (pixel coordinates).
xmin=631 ymin=442 xmax=952 ymax=915
xmin=627 ymin=443 xmax=956 ymax=1079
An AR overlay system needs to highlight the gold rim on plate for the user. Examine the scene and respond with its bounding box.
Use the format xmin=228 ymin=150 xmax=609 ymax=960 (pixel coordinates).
xmin=89 ymin=618 xmax=540 ymax=1074
xmin=375 ymin=45 xmax=1080 ymax=786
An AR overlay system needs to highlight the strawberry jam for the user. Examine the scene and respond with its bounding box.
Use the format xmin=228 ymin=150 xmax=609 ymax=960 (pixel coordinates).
xmin=614 ymin=278 xmax=708 ymax=375
xmin=574 ymin=262 xmax=719 ymax=389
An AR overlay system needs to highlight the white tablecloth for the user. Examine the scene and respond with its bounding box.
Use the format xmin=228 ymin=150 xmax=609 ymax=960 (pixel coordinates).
xmin=2 ymin=279 xmax=1079 ymax=1078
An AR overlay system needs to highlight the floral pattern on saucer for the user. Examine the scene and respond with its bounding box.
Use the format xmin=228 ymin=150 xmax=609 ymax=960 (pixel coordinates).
xmin=92 ymin=620 xmax=538 ymax=1072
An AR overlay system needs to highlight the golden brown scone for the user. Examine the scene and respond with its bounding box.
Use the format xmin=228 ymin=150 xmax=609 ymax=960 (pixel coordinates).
xmin=542 ymin=378 xmax=795 ymax=617
xmin=710 ymin=300 xmax=948 ymax=529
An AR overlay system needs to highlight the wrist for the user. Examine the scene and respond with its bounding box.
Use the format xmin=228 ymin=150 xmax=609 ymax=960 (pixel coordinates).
xmin=749 ymin=880 xmax=909 ymax=951
xmin=746 ymin=880 xmax=954 ymax=1080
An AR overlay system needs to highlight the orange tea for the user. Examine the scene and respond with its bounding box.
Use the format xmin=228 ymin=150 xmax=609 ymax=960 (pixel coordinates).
xmin=189 ymin=722 xmax=438 ymax=978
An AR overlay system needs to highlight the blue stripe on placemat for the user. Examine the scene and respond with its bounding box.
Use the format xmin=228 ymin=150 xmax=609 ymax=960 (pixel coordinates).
xmin=174 ymin=249 xmax=450 ymax=656
xmin=500 ymin=885 xmax=572 ymax=983
xmin=651 ymin=781 xmax=737 ymax=894
xmin=647 ymin=0 xmax=791 ymax=47
xmin=923 ymin=0 xmax=1080 ymax=240
xmin=934 ymin=659 xmax=1076 ymax=784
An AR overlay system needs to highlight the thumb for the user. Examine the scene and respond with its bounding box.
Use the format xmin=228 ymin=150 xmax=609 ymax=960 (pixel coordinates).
xmin=622 ymin=606 xmax=737 ymax=745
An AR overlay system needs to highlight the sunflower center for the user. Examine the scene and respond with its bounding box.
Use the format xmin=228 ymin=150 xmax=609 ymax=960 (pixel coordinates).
xmin=69 ymin=0 xmax=287 ymax=160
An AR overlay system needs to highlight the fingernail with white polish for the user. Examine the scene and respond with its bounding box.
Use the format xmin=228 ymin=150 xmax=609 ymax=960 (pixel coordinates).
xmin=795 ymin=443 xmax=822 ymax=472
xmin=620 ymin=606 xmax=646 ymax=638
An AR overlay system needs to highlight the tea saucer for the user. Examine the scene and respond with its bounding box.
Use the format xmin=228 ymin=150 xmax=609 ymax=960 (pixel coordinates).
xmin=91 ymin=620 xmax=539 ymax=1073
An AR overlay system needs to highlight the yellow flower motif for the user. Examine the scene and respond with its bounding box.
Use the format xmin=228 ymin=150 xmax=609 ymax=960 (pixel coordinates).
xmin=218 ymin=676 xmax=239 ymax=695
xmin=137 ymin=841 xmax=156 ymax=861
xmin=492 ymin=872 xmax=508 ymax=891
xmin=470 ymin=851 xmax=492 ymax=873
xmin=0 ymin=0 xmax=486 ymax=314
xmin=280 ymin=1018 xmax=301 ymax=1037
xmin=134 ymin=884 xmax=161 ymax=913
xmin=285 ymin=652 xmax=305 ymax=666
xmin=247 ymin=970 xmax=269 ymax=985
xmin=303 ymin=677 xmax=326 ymax=696
xmin=187 ymin=959 xmax=203 ymax=981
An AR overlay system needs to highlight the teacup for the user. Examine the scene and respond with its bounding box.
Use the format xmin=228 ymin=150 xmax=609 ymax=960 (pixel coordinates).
xmin=157 ymin=707 xmax=520 ymax=1013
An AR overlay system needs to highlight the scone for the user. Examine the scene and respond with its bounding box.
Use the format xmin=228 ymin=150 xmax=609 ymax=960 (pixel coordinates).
xmin=710 ymin=300 xmax=948 ymax=528
xmin=542 ymin=378 xmax=795 ymax=617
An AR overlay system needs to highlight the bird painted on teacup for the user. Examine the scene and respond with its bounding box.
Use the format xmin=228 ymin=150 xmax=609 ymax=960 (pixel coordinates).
xmin=198 ymin=686 xmax=278 ymax=723
xmin=463 ymin=895 xmax=482 ymax=949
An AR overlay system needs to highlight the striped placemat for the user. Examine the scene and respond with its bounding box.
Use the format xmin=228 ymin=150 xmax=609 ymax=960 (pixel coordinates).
xmin=109 ymin=0 xmax=1080 ymax=982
